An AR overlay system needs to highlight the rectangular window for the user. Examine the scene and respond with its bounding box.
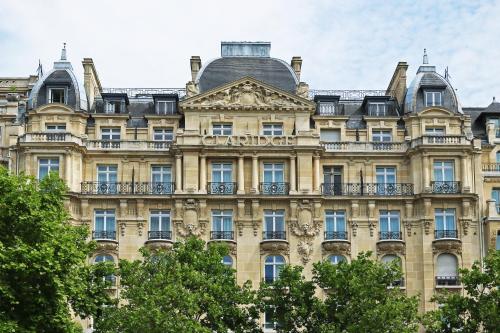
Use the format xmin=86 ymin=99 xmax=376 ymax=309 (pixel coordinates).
xmin=212 ymin=123 xmax=232 ymax=135
xmin=433 ymin=161 xmax=454 ymax=182
xmin=435 ymin=208 xmax=457 ymax=238
xmin=105 ymin=100 xmax=124 ymax=114
xmin=379 ymin=210 xmax=401 ymax=240
xmin=263 ymin=163 xmax=284 ymax=183
xmin=151 ymin=165 xmax=172 ymax=194
xmin=375 ymin=166 xmax=396 ymax=195
xmin=425 ymin=127 xmax=445 ymax=135
xmin=493 ymin=189 xmax=500 ymax=214
xmin=156 ymin=100 xmax=176 ymax=115
xmin=46 ymin=124 xmax=66 ymax=131
xmin=101 ymin=128 xmax=121 ymax=140
xmin=320 ymin=129 xmax=340 ymax=142
xmin=94 ymin=209 xmax=116 ymax=240
xmin=38 ymin=158 xmax=59 ymax=179
xmin=318 ymin=102 xmax=336 ymax=115
xmin=323 ymin=166 xmax=342 ymax=195
xmin=149 ymin=210 xmax=171 ymax=240
xmin=262 ymin=123 xmax=283 ymax=136
xmin=372 ymin=130 xmax=392 ymax=142
xmin=48 ymin=87 xmax=66 ymax=104
xmin=211 ymin=210 xmax=233 ymax=240
xmin=153 ymin=128 xmax=174 ymax=141
xmin=425 ymin=91 xmax=443 ymax=107
xmin=325 ymin=211 xmax=346 ymax=240
xmin=263 ymin=210 xmax=285 ymax=239
xmin=368 ymin=102 xmax=387 ymax=116
xmin=97 ymin=165 xmax=118 ymax=194
xmin=210 ymin=163 xmax=234 ymax=194
xmin=497 ymin=231 xmax=500 ymax=250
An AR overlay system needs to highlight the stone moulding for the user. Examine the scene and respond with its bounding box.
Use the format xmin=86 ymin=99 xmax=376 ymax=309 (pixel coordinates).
xmin=376 ymin=240 xmax=406 ymax=256
xmin=260 ymin=239 xmax=289 ymax=256
xmin=96 ymin=239 xmax=119 ymax=253
xmin=321 ymin=240 xmax=351 ymax=255
xmin=432 ymin=238 xmax=462 ymax=255
xmin=144 ymin=239 xmax=174 ymax=251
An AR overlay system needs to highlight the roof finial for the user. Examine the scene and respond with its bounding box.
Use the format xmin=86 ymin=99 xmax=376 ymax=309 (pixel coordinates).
xmin=423 ymin=48 xmax=429 ymax=65
xmin=61 ymin=42 xmax=67 ymax=61
xmin=494 ymin=96 xmax=497 ymax=103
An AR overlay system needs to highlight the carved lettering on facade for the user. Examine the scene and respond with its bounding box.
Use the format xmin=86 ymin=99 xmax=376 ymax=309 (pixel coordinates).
xmin=201 ymin=135 xmax=296 ymax=146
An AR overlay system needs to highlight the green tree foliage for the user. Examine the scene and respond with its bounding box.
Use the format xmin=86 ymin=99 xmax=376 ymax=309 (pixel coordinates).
xmin=422 ymin=250 xmax=500 ymax=333
xmin=95 ymin=237 xmax=261 ymax=333
xmin=260 ymin=252 xmax=420 ymax=333
xmin=0 ymin=168 xmax=113 ymax=333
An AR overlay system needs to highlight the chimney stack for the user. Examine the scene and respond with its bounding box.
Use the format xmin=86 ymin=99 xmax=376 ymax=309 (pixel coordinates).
xmin=190 ymin=56 xmax=202 ymax=82
xmin=291 ymin=56 xmax=302 ymax=81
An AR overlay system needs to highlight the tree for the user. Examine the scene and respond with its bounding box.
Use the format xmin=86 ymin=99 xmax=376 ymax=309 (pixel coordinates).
xmin=95 ymin=237 xmax=261 ymax=333
xmin=260 ymin=252 xmax=420 ymax=333
xmin=422 ymin=250 xmax=500 ymax=333
xmin=0 ymin=168 xmax=112 ymax=333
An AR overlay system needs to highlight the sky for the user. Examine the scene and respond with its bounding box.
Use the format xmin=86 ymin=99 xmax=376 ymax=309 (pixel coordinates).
xmin=0 ymin=0 xmax=499 ymax=107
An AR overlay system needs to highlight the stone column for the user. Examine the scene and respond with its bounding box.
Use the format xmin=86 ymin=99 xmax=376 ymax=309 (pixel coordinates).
xmin=251 ymin=154 xmax=259 ymax=194
xmin=175 ymin=154 xmax=182 ymax=192
xmin=422 ymin=154 xmax=430 ymax=192
xmin=237 ymin=154 xmax=245 ymax=194
xmin=200 ymin=154 xmax=207 ymax=194
xmin=64 ymin=150 xmax=71 ymax=189
xmin=313 ymin=154 xmax=321 ymax=193
xmin=461 ymin=155 xmax=469 ymax=192
xmin=289 ymin=154 xmax=296 ymax=193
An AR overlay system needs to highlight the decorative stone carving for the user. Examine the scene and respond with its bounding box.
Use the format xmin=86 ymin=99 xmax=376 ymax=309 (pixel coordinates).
xmin=96 ymin=240 xmax=119 ymax=253
xmin=296 ymin=82 xmax=309 ymax=99
xmin=260 ymin=240 xmax=289 ymax=256
xmin=321 ymin=240 xmax=351 ymax=255
xmin=137 ymin=221 xmax=144 ymax=236
xmin=403 ymin=220 xmax=412 ymax=237
xmin=176 ymin=199 xmax=207 ymax=237
xmin=289 ymin=200 xmax=321 ymax=264
xmin=376 ymin=240 xmax=406 ymax=256
xmin=297 ymin=240 xmax=313 ymax=264
xmin=351 ymin=220 xmax=359 ymax=237
xmin=145 ymin=240 xmax=174 ymax=251
xmin=432 ymin=239 xmax=462 ymax=255
xmin=423 ymin=219 xmax=432 ymax=235
xmin=120 ymin=222 xmax=126 ymax=237
xmin=186 ymin=81 xmax=199 ymax=97
xmin=459 ymin=218 xmax=470 ymax=236
xmin=368 ymin=220 xmax=375 ymax=237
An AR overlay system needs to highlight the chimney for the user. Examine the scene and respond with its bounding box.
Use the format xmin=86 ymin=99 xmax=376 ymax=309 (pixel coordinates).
xmin=82 ymin=58 xmax=102 ymax=108
xmin=190 ymin=56 xmax=202 ymax=82
xmin=291 ymin=56 xmax=302 ymax=81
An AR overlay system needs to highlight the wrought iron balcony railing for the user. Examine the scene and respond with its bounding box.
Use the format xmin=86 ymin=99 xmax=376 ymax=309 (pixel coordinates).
xmin=322 ymin=183 xmax=414 ymax=196
xmin=431 ymin=181 xmax=461 ymax=194
xmin=434 ymin=230 xmax=458 ymax=239
xmin=81 ymin=182 xmax=175 ymax=195
xmin=436 ymin=276 xmax=460 ymax=286
xmin=260 ymin=182 xmax=289 ymax=195
xmin=262 ymin=231 xmax=286 ymax=240
xmin=390 ymin=277 xmax=405 ymax=288
xmin=207 ymin=182 xmax=237 ymax=195
xmin=324 ymin=231 xmax=348 ymax=240
xmin=148 ymin=231 xmax=172 ymax=240
xmin=379 ymin=231 xmax=402 ymax=240
xmin=210 ymin=231 xmax=234 ymax=240
xmin=482 ymin=163 xmax=500 ymax=172
xmin=92 ymin=231 xmax=116 ymax=240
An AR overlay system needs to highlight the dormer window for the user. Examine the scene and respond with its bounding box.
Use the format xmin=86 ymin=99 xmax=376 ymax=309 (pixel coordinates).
xmin=368 ymin=102 xmax=387 ymax=116
xmin=105 ymin=100 xmax=125 ymax=114
xmin=48 ymin=87 xmax=66 ymax=104
xmin=425 ymin=91 xmax=443 ymax=107
xmin=318 ymin=102 xmax=336 ymax=115
xmin=156 ymin=100 xmax=176 ymax=115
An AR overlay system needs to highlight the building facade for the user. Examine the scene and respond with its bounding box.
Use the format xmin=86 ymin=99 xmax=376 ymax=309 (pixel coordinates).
xmin=0 ymin=42 xmax=498 ymax=331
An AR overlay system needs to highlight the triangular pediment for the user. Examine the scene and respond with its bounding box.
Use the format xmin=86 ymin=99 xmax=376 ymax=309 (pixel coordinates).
xmin=180 ymin=77 xmax=315 ymax=111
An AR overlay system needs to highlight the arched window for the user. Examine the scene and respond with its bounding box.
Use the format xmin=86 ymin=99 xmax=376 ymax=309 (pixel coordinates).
xmin=329 ymin=254 xmax=346 ymax=265
xmin=94 ymin=254 xmax=116 ymax=285
xmin=222 ymin=255 xmax=233 ymax=267
xmin=436 ymin=253 xmax=459 ymax=286
xmin=382 ymin=254 xmax=404 ymax=287
xmin=264 ymin=255 xmax=285 ymax=283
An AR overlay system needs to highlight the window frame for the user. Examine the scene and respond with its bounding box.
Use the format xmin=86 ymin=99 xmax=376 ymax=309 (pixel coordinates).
xmin=38 ymin=157 xmax=60 ymax=179
xmin=262 ymin=123 xmax=283 ymax=136
xmin=101 ymin=128 xmax=121 ymax=141
xmin=153 ymin=128 xmax=174 ymax=142
xmin=368 ymin=102 xmax=387 ymax=116
xmin=212 ymin=123 xmax=233 ymax=136
xmin=425 ymin=90 xmax=443 ymax=107
xmin=47 ymin=86 xmax=67 ymax=104
xmin=155 ymin=100 xmax=176 ymax=115
xmin=149 ymin=210 xmax=171 ymax=233
xmin=433 ymin=160 xmax=455 ymax=182
xmin=372 ymin=129 xmax=392 ymax=142
xmin=45 ymin=123 xmax=67 ymax=132
xmin=264 ymin=255 xmax=285 ymax=283
xmin=94 ymin=209 xmax=116 ymax=233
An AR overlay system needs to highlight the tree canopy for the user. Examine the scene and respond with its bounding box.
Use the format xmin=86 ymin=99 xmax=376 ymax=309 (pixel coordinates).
xmin=0 ymin=168 xmax=112 ymax=333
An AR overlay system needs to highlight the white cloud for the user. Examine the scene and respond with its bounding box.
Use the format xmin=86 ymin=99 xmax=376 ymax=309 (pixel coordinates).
xmin=0 ymin=0 xmax=499 ymax=106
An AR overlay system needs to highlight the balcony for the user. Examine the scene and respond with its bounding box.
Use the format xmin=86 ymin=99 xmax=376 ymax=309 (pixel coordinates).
xmin=207 ymin=182 xmax=237 ymax=195
xmin=260 ymin=182 xmax=289 ymax=195
xmin=322 ymin=141 xmax=407 ymax=152
xmin=433 ymin=230 xmax=461 ymax=254
xmin=377 ymin=231 xmax=405 ymax=255
xmin=410 ymin=135 xmax=469 ymax=148
xmin=435 ymin=230 xmax=458 ymax=239
xmin=321 ymin=183 xmax=414 ymax=196
xmin=379 ymin=231 xmax=402 ymax=240
xmin=145 ymin=230 xmax=173 ymax=249
xmin=482 ymin=163 xmax=500 ymax=177
xmin=260 ymin=231 xmax=288 ymax=253
xmin=324 ymin=231 xmax=348 ymax=240
xmin=148 ymin=231 xmax=172 ymax=240
xmin=92 ymin=231 xmax=116 ymax=241
xmin=85 ymin=140 xmax=171 ymax=151
xmin=435 ymin=276 xmax=460 ymax=287
xmin=210 ymin=231 xmax=235 ymax=241
xmin=322 ymin=231 xmax=350 ymax=253
xmin=431 ymin=181 xmax=461 ymax=194
xmin=18 ymin=132 xmax=83 ymax=145
xmin=81 ymin=182 xmax=175 ymax=195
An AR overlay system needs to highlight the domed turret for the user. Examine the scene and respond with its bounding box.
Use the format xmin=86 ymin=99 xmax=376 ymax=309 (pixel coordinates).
xmin=28 ymin=43 xmax=88 ymax=111
xmin=404 ymin=49 xmax=461 ymax=114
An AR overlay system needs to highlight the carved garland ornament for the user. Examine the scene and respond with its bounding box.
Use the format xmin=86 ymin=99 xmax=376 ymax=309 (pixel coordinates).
xmin=175 ymin=199 xmax=207 ymax=237
xmin=290 ymin=200 xmax=322 ymax=264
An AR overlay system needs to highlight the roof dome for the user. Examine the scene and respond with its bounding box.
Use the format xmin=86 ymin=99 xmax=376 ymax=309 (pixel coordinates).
xmin=196 ymin=42 xmax=298 ymax=93
xmin=28 ymin=44 xmax=87 ymax=111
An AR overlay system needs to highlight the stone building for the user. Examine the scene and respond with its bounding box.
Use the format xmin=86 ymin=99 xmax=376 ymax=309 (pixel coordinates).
xmin=0 ymin=42 xmax=497 ymax=331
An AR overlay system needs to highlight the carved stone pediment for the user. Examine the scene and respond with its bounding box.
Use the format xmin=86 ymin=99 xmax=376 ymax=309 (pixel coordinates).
xmin=180 ymin=77 xmax=315 ymax=111
xmin=321 ymin=240 xmax=351 ymax=255
xmin=432 ymin=239 xmax=462 ymax=255
xmin=376 ymin=240 xmax=406 ymax=256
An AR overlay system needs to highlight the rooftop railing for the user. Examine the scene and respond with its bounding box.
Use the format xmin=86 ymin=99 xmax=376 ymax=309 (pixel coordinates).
xmin=309 ymin=90 xmax=389 ymax=100
xmin=102 ymin=87 xmax=186 ymax=99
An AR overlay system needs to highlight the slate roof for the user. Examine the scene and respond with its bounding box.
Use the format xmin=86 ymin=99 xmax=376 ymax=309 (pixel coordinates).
xmin=196 ymin=57 xmax=298 ymax=93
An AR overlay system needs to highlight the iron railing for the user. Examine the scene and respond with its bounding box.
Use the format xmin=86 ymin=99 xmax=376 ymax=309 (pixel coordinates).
xmin=322 ymin=183 xmax=414 ymax=196
xmin=81 ymin=182 xmax=175 ymax=195
xmin=435 ymin=230 xmax=458 ymax=239
xmin=207 ymin=182 xmax=237 ymax=195
xmin=436 ymin=276 xmax=460 ymax=286
xmin=262 ymin=231 xmax=286 ymax=240
xmin=210 ymin=231 xmax=234 ymax=240
xmin=390 ymin=278 xmax=405 ymax=288
xmin=324 ymin=231 xmax=348 ymax=240
xmin=92 ymin=231 xmax=116 ymax=240
xmin=309 ymin=89 xmax=389 ymax=100
xmin=431 ymin=181 xmax=461 ymax=194
xmin=379 ymin=231 xmax=402 ymax=240
xmin=260 ymin=182 xmax=289 ymax=195
xmin=102 ymin=87 xmax=186 ymax=98
xmin=482 ymin=163 xmax=500 ymax=172
xmin=148 ymin=231 xmax=172 ymax=240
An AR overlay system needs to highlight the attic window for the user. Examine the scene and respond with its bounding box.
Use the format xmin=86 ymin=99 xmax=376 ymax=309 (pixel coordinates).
xmin=156 ymin=100 xmax=176 ymax=115
xmin=49 ymin=87 xmax=66 ymax=104
xmin=105 ymin=100 xmax=125 ymax=114
xmin=318 ymin=102 xmax=336 ymax=115
xmin=425 ymin=91 xmax=443 ymax=107
xmin=368 ymin=102 xmax=387 ymax=116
